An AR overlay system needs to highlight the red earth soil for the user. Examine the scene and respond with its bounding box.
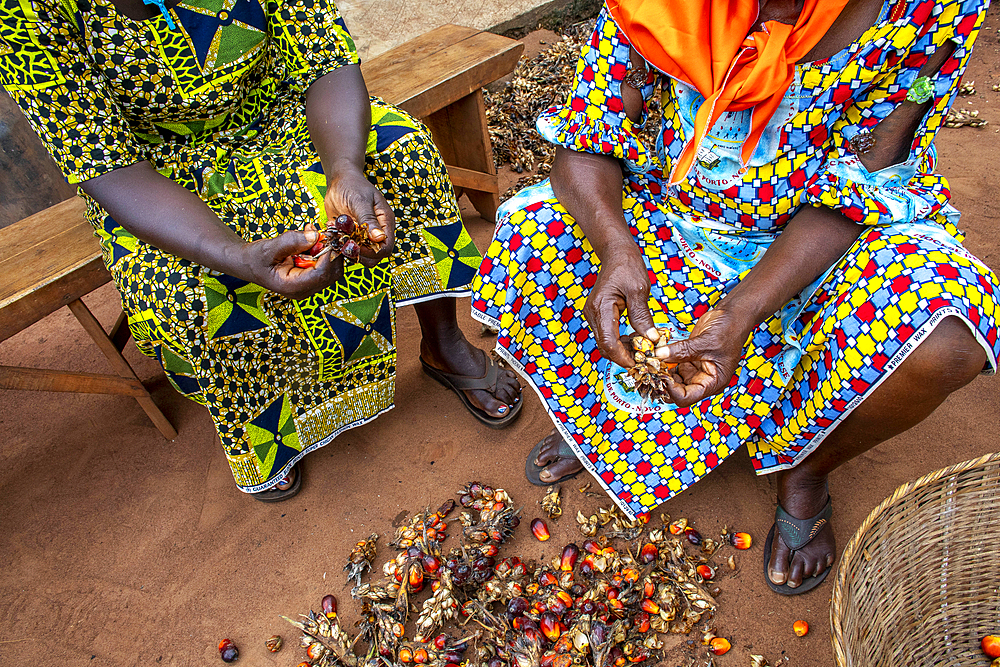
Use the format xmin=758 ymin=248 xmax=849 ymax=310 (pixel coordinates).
xmin=2 ymin=14 xmax=999 ymax=667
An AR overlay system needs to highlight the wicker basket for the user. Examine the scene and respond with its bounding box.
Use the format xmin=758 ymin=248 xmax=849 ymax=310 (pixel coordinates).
xmin=831 ymin=451 xmax=1000 ymax=666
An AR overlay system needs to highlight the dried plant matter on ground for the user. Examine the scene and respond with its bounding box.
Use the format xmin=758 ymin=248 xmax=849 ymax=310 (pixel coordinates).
xmin=284 ymin=483 xmax=748 ymax=667
xmin=484 ymin=20 xmax=663 ymax=201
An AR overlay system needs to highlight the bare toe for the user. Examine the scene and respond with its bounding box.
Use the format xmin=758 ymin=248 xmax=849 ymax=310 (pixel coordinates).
xmin=786 ymin=555 xmax=806 ymax=588
xmin=538 ymin=454 xmax=583 ymax=483
xmin=768 ymin=534 xmax=791 ymax=585
xmin=494 ymin=369 xmax=521 ymax=405
xmin=534 ymin=429 xmax=564 ymax=466
xmin=275 ymin=467 xmax=296 ymax=491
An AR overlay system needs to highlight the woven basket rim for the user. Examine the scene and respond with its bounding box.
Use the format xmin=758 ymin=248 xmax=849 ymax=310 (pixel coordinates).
xmin=829 ymin=450 xmax=1000 ymax=667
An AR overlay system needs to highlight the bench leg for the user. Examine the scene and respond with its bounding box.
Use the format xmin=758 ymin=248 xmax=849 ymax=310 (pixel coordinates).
xmin=0 ymin=366 xmax=149 ymax=396
xmin=423 ymin=89 xmax=500 ymax=222
xmin=66 ymin=299 xmax=178 ymax=440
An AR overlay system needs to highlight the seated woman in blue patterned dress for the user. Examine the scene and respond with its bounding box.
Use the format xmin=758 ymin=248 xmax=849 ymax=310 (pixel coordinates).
xmin=1 ymin=0 xmax=522 ymax=501
xmin=472 ymin=0 xmax=998 ymax=594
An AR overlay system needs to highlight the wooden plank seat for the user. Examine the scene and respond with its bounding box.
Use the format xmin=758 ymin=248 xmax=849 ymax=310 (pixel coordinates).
xmin=0 ymin=25 xmax=523 ymax=438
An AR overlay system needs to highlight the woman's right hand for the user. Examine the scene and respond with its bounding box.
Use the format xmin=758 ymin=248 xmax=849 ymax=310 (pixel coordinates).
xmin=583 ymin=240 xmax=659 ymax=368
xmin=240 ymin=227 xmax=345 ymax=300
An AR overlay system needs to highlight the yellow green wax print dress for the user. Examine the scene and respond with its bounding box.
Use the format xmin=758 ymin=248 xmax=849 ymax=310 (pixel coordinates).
xmin=472 ymin=1 xmax=1000 ymax=519
xmin=0 ymin=0 xmax=482 ymax=492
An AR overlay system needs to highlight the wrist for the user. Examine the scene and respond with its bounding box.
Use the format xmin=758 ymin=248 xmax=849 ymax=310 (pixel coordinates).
xmin=223 ymin=239 xmax=266 ymax=286
xmin=593 ymin=226 xmax=641 ymax=265
xmin=714 ymin=289 xmax=767 ymax=337
xmin=325 ymin=158 xmax=366 ymax=185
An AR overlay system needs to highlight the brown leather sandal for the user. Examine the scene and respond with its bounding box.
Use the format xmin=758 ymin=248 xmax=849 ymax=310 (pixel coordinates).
xmin=420 ymin=356 xmax=522 ymax=429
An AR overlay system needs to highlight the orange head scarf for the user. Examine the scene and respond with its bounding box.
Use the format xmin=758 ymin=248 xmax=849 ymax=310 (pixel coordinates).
xmin=606 ymin=0 xmax=849 ymax=184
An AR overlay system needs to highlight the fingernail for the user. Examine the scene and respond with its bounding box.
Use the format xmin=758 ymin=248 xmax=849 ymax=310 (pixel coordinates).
xmin=497 ymin=405 xmax=508 ymax=414
xmin=305 ymin=229 xmax=318 ymax=243
xmin=370 ymin=229 xmax=386 ymax=241
xmin=645 ymin=327 xmax=660 ymax=341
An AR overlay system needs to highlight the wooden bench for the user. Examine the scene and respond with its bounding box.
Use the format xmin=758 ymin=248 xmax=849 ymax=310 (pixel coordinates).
xmin=0 ymin=25 xmax=523 ymax=438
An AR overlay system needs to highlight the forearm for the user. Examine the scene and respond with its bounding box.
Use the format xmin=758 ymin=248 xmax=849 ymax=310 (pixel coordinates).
xmin=80 ymin=161 xmax=253 ymax=280
xmin=305 ymin=64 xmax=371 ymax=178
xmin=550 ymin=147 xmax=635 ymax=261
xmin=721 ymin=205 xmax=864 ymax=330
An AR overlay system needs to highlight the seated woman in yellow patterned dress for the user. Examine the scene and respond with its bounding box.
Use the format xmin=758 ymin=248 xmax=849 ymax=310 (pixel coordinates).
xmin=0 ymin=0 xmax=522 ymax=500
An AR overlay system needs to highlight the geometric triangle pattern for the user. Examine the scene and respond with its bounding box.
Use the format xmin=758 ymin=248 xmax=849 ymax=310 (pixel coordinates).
xmin=203 ymin=273 xmax=272 ymax=339
xmin=368 ymin=106 xmax=417 ymax=154
xmin=323 ymin=291 xmax=394 ymax=367
xmin=164 ymin=0 xmax=266 ymax=95
xmin=160 ymin=345 xmax=206 ymax=402
xmin=94 ymin=213 xmax=139 ymax=269
xmin=422 ymin=221 xmax=482 ymax=289
xmin=299 ymin=162 xmax=330 ymax=225
xmin=191 ymin=147 xmax=271 ymax=203
xmin=245 ymin=393 xmax=301 ymax=480
xmin=291 ymin=260 xmax=395 ymax=383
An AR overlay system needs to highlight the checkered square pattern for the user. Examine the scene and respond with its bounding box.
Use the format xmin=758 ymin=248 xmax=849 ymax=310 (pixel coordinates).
xmin=472 ymin=0 xmax=998 ymax=518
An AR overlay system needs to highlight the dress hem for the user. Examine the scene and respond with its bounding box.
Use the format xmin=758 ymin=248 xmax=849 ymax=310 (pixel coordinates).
xmin=236 ymin=403 xmax=396 ymax=494
xmin=757 ymin=306 xmax=999 ymax=475
xmin=396 ymin=289 xmax=472 ymax=307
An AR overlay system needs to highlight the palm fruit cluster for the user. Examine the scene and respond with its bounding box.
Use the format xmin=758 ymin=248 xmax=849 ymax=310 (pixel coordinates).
xmin=293 ymin=214 xmax=382 ymax=268
xmin=285 ymin=482 xmax=743 ymax=667
xmin=344 ymin=533 xmax=380 ymax=586
xmin=628 ymin=329 xmax=680 ymax=404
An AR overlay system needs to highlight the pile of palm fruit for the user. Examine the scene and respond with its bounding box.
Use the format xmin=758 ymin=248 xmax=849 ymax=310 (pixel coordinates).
xmin=283 ymin=482 xmax=752 ymax=667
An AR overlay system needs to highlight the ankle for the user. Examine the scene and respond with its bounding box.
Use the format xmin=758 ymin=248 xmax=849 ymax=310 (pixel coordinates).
xmin=777 ymin=469 xmax=829 ymax=507
xmin=421 ymin=323 xmax=465 ymax=348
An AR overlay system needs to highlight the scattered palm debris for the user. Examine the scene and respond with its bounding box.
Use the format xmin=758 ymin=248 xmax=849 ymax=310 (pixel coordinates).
xmin=485 ymin=20 xmax=661 ymax=201
xmin=541 ymin=485 xmax=562 ymax=520
xmin=945 ymin=108 xmax=988 ymax=127
xmin=344 ymin=533 xmax=379 ymax=586
xmin=285 ymin=483 xmax=748 ymax=667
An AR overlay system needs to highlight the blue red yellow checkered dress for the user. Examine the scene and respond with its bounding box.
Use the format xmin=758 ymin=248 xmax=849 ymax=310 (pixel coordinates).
xmin=472 ymin=0 xmax=999 ymax=518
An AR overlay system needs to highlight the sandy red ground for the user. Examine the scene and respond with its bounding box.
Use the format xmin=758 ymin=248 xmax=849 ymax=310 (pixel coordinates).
xmin=3 ymin=16 xmax=1000 ymax=667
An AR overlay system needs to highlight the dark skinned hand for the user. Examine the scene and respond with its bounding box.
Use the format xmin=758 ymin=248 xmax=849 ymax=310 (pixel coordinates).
xmin=583 ymin=242 xmax=660 ymax=368
xmin=324 ymin=168 xmax=395 ymax=268
xmin=653 ymin=306 xmax=754 ymax=408
xmin=241 ymin=226 xmax=345 ymax=300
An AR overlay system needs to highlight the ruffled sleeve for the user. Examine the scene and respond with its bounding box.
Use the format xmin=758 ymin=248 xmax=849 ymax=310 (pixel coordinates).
xmin=803 ymin=0 xmax=987 ymax=226
xmin=535 ymin=6 xmax=654 ymax=172
xmin=267 ymin=0 xmax=359 ymax=92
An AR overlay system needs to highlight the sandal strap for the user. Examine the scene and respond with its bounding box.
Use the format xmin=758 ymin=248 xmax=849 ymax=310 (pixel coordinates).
xmin=774 ymin=498 xmax=832 ymax=551
xmin=440 ymin=357 xmax=500 ymax=393
xmin=554 ymin=438 xmax=579 ymax=462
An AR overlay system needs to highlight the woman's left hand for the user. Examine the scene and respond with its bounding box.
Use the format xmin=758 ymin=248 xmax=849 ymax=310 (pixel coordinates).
xmin=654 ymin=306 xmax=754 ymax=408
xmin=323 ymin=168 xmax=395 ymax=268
